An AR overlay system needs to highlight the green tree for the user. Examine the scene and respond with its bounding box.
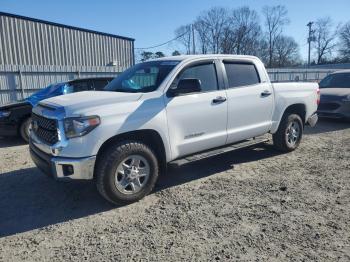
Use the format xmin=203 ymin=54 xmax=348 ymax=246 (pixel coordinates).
xmin=172 ymin=50 xmax=181 ymax=56
xmin=154 ymin=51 xmax=165 ymax=58
xmin=140 ymin=51 xmax=154 ymax=62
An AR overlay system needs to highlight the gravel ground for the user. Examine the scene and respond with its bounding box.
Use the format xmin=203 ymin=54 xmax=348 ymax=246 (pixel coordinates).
xmin=0 ymin=119 xmax=349 ymax=261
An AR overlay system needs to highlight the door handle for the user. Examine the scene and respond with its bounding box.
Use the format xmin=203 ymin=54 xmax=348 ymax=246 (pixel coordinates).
xmin=212 ymin=96 xmax=227 ymax=104
xmin=261 ymin=90 xmax=272 ymax=97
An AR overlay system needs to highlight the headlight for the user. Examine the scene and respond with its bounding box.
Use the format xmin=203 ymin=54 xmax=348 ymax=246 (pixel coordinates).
xmin=64 ymin=116 xmax=100 ymax=138
xmin=0 ymin=111 xmax=11 ymax=118
xmin=342 ymin=95 xmax=350 ymax=102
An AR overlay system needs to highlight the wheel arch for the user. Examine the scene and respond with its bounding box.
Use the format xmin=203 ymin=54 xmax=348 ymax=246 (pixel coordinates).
xmin=271 ymin=103 xmax=306 ymax=134
xmin=283 ymin=103 xmax=306 ymax=123
xmin=95 ymin=129 xmax=167 ymax=177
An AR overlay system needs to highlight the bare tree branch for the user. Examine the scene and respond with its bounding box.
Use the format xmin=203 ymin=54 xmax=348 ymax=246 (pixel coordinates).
xmin=338 ymin=22 xmax=350 ymax=61
xmin=174 ymin=24 xmax=192 ymax=54
xmin=262 ymin=5 xmax=290 ymax=67
xmin=314 ymin=17 xmax=338 ymax=64
xmin=221 ymin=7 xmax=262 ymax=55
xmin=174 ymin=5 xmax=301 ymax=67
xmin=275 ymin=35 xmax=300 ymax=67
xmin=195 ymin=7 xmax=230 ymax=53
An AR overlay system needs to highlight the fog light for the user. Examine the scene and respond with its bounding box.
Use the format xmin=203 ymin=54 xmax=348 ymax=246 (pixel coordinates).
xmin=62 ymin=164 xmax=74 ymax=176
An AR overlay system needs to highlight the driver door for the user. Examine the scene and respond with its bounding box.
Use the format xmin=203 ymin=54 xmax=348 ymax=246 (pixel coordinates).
xmin=164 ymin=61 xmax=228 ymax=159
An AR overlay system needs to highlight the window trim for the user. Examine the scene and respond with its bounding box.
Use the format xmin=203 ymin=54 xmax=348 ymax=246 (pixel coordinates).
xmin=222 ymin=60 xmax=261 ymax=89
xmin=166 ymin=60 xmax=221 ymax=97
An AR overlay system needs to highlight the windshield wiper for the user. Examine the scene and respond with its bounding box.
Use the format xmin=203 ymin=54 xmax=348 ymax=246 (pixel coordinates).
xmin=110 ymin=88 xmax=139 ymax=93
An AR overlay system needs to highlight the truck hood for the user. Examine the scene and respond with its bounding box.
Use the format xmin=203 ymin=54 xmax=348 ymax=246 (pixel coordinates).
xmin=40 ymin=91 xmax=143 ymax=114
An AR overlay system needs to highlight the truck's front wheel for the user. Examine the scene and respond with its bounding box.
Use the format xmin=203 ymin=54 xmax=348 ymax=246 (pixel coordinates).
xmin=273 ymin=114 xmax=303 ymax=152
xmin=19 ymin=117 xmax=31 ymax=143
xmin=96 ymin=141 xmax=159 ymax=205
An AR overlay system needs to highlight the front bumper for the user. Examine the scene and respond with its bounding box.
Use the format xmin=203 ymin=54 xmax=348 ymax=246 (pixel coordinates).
xmin=29 ymin=103 xmax=97 ymax=180
xmin=317 ymin=100 xmax=350 ymax=119
xmin=29 ymin=140 xmax=96 ymax=180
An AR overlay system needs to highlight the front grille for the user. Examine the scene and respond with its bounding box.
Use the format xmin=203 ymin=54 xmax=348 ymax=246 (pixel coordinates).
xmin=32 ymin=113 xmax=59 ymax=145
xmin=318 ymin=102 xmax=340 ymax=111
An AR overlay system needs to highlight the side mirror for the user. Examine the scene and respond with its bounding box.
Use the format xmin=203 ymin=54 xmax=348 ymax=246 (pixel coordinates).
xmin=168 ymin=78 xmax=201 ymax=97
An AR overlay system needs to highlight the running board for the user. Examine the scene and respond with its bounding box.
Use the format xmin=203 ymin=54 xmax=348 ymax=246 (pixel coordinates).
xmin=170 ymin=137 xmax=269 ymax=166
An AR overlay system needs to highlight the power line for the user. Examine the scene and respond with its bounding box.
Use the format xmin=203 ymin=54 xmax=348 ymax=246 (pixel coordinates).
xmin=135 ymin=28 xmax=191 ymax=50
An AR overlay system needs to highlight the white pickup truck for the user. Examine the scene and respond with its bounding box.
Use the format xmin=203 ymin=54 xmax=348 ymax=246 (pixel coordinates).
xmin=29 ymin=55 xmax=319 ymax=204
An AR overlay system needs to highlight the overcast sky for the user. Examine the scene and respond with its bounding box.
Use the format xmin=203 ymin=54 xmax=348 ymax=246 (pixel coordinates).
xmin=1 ymin=0 xmax=349 ymax=61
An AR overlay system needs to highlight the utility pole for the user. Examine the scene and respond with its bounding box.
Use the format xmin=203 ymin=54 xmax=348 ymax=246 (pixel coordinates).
xmin=192 ymin=24 xmax=196 ymax=54
xmin=307 ymin=22 xmax=314 ymax=67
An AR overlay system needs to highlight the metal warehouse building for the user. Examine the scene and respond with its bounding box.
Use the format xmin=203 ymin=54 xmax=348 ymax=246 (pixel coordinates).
xmin=0 ymin=12 xmax=135 ymax=104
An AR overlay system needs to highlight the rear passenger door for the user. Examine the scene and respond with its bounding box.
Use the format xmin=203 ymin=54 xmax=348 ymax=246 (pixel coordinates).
xmin=222 ymin=60 xmax=274 ymax=144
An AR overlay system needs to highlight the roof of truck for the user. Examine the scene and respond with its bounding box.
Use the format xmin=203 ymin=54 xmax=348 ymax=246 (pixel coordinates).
xmin=152 ymin=54 xmax=260 ymax=62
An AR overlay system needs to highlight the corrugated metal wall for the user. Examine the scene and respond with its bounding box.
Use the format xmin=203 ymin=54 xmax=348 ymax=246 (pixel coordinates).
xmin=0 ymin=12 xmax=134 ymax=105
xmin=0 ymin=13 xmax=134 ymax=70
xmin=0 ymin=65 xmax=120 ymax=104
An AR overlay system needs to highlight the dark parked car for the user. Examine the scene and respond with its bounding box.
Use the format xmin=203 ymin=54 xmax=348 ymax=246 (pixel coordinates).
xmin=0 ymin=77 xmax=113 ymax=142
xmin=317 ymin=70 xmax=350 ymax=120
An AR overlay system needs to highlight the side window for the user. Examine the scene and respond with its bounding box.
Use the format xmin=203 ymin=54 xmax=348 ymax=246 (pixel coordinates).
xmin=71 ymin=81 xmax=93 ymax=92
xmin=224 ymin=62 xmax=260 ymax=88
xmin=331 ymin=73 xmax=350 ymax=88
xmin=178 ymin=63 xmax=218 ymax=92
xmin=93 ymin=80 xmax=109 ymax=91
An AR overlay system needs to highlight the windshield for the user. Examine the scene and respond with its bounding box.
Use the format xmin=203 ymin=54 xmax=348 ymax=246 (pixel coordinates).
xmin=319 ymin=73 xmax=350 ymax=88
xmin=104 ymin=60 xmax=180 ymax=93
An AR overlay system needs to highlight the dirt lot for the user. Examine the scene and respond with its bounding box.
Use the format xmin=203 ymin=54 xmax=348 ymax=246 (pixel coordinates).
xmin=0 ymin=119 xmax=349 ymax=261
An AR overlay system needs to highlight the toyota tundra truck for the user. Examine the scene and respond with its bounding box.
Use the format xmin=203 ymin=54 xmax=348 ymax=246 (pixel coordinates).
xmin=29 ymin=55 xmax=319 ymax=205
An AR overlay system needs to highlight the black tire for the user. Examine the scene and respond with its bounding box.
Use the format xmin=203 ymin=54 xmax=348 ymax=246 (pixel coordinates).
xmin=19 ymin=117 xmax=31 ymax=143
xmin=273 ymin=113 xmax=303 ymax=152
xmin=96 ymin=140 xmax=159 ymax=205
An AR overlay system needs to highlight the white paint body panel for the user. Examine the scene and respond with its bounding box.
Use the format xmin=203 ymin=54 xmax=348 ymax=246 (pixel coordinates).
xmin=37 ymin=55 xmax=319 ymax=163
xmin=270 ymin=82 xmax=319 ymax=133
xmin=165 ymin=90 xmax=228 ymax=159
xmin=225 ymin=82 xmax=274 ymax=144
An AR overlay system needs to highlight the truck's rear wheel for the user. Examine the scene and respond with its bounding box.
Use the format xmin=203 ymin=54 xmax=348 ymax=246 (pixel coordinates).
xmin=273 ymin=114 xmax=303 ymax=152
xmin=19 ymin=117 xmax=31 ymax=143
xmin=96 ymin=141 xmax=159 ymax=205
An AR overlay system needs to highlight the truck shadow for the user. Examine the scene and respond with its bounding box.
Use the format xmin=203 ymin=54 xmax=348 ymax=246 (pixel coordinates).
xmin=0 ymin=144 xmax=279 ymax=238
xmin=304 ymin=118 xmax=350 ymax=135
xmin=157 ymin=144 xmax=279 ymax=191
xmin=0 ymin=136 xmax=26 ymax=148
xmin=0 ymin=168 xmax=114 ymax=237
